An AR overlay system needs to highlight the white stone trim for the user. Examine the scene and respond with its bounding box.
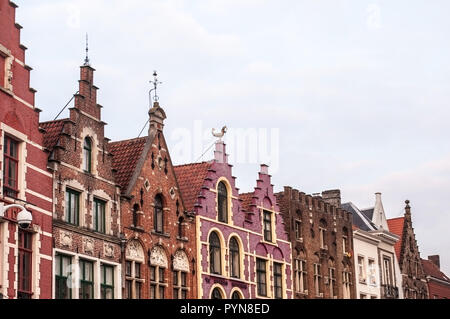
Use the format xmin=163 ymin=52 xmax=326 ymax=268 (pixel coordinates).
xmin=26 ymin=163 xmax=52 ymax=178
xmin=26 ymin=189 xmax=53 ymax=203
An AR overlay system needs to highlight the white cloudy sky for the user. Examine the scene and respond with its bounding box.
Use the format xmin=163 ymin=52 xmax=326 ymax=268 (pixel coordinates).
xmin=14 ymin=0 xmax=450 ymax=274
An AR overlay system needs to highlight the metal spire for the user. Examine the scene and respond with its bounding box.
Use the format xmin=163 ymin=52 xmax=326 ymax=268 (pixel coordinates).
xmin=84 ymin=33 xmax=90 ymax=66
xmin=149 ymin=71 xmax=162 ymax=106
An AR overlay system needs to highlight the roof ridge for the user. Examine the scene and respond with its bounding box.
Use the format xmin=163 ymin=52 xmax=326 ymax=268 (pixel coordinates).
xmin=110 ymin=136 xmax=147 ymax=145
xmin=39 ymin=118 xmax=69 ymax=125
xmin=387 ymin=216 xmax=405 ymax=221
xmin=174 ymin=161 xmax=211 ymax=168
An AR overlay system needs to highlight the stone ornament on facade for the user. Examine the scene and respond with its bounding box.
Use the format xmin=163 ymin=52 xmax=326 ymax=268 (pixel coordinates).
xmin=60 ymin=230 xmax=73 ymax=248
xmin=82 ymin=237 xmax=95 ymax=255
xmin=104 ymin=243 xmax=115 ymax=258
xmin=150 ymin=245 xmax=168 ymax=268
xmin=126 ymin=240 xmax=145 ymax=261
xmin=173 ymin=250 xmax=190 ymax=272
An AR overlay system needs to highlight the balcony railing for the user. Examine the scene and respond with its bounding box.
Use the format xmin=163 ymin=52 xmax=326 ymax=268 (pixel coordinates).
xmin=381 ymin=284 xmax=399 ymax=299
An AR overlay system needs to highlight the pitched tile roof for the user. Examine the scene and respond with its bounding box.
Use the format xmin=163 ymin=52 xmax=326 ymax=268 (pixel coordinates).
xmin=421 ymin=259 xmax=450 ymax=282
xmin=109 ymin=137 xmax=147 ymax=191
xmin=387 ymin=217 xmax=405 ymax=260
xmin=39 ymin=119 xmax=67 ymax=151
xmin=174 ymin=162 xmax=212 ymax=212
xmin=239 ymin=192 xmax=254 ymax=212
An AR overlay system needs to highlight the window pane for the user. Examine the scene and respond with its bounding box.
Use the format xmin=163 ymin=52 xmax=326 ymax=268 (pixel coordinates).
xmin=159 ymin=268 xmax=165 ymax=283
xmin=181 ymin=272 xmax=187 ymax=287
xmin=150 ymin=266 xmax=156 ymax=281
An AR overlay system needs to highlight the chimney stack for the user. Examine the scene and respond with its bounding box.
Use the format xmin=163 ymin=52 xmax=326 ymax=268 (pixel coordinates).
xmin=322 ymin=189 xmax=341 ymax=208
xmin=428 ymin=255 xmax=440 ymax=269
xmin=214 ymin=140 xmax=228 ymax=164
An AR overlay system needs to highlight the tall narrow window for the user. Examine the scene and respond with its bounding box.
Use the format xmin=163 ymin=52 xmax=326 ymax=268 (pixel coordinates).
xmin=329 ymin=267 xmax=336 ymax=298
xmin=358 ymin=256 xmax=366 ymax=283
xmin=319 ymin=220 xmax=327 ymax=249
xmin=256 ymin=258 xmax=267 ymax=296
xmin=93 ymin=198 xmax=106 ymax=233
xmin=368 ymin=259 xmax=377 ymax=286
xmin=65 ymin=188 xmax=80 ymax=226
xmin=18 ymin=230 xmax=32 ymax=299
xmin=55 ymin=254 xmax=72 ymax=299
xmin=295 ymin=220 xmax=302 ymax=240
xmin=294 ymin=257 xmax=307 ymax=294
xmin=342 ymin=227 xmax=349 ymax=254
xmin=313 ymin=263 xmax=322 ymax=297
xmin=83 ymin=137 xmax=92 ymax=173
xmin=173 ymin=271 xmax=188 ymax=299
xmin=132 ymin=204 xmax=140 ymax=228
xmin=343 ymin=266 xmax=352 ymax=299
xmin=229 ymin=237 xmax=240 ymax=278
xmin=209 ymin=232 xmax=222 ymax=275
xmin=79 ymin=260 xmax=94 ymax=299
xmin=217 ymin=182 xmax=228 ymax=223
xmin=154 ymin=194 xmax=164 ymax=233
xmin=149 ymin=265 xmax=166 ymax=299
xmin=383 ymin=257 xmax=393 ymax=286
xmin=178 ymin=217 xmax=184 ymax=239
xmin=125 ymin=260 xmax=143 ymax=299
xmin=3 ymin=136 xmax=19 ymax=198
xmin=274 ymin=262 xmax=283 ymax=299
xmin=101 ymin=264 xmax=114 ymax=299
xmin=263 ymin=210 xmax=273 ymax=242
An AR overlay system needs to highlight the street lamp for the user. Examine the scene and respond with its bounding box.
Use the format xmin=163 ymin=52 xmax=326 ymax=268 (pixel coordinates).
xmin=0 ymin=202 xmax=33 ymax=229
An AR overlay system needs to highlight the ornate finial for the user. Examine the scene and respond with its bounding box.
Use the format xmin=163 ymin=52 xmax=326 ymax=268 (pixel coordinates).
xmin=212 ymin=126 xmax=228 ymax=141
xmin=84 ymin=33 xmax=90 ymax=66
xmin=149 ymin=71 xmax=162 ymax=106
xmin=405 ymin=200 xmax=410 ymax=206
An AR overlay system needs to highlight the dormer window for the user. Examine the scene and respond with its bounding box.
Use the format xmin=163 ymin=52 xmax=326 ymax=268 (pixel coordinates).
xmin=217 ymin=182 xmax=228 ymax=223
xmin=83 ymin=137 xmax=92 ymax=173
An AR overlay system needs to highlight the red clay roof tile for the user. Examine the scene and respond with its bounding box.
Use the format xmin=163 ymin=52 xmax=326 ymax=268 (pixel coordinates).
xmin=109 ymin=137 xmax=147 ymax=191
xmin=239 ymin=192 xmax=254 ymax=212
xmin=421 ymin=259 xmax=450 ymax=282
xmin=39 ymin=119 xmax=67 ymax=151
xmin=387 ymin=217 xmax=405 ymax=260
xmin=174 ymin=162 xmax=212 ymax=212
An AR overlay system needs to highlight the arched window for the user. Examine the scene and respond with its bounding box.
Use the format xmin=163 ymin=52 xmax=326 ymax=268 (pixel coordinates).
xmin=217 ymin=182 xmax=228 ymax=223
xmin=209 ymin=232 xmax=222 ymax=275
xmin=231 ymin=291 xmax=242 ymax=299
xmin=211 ymin=287 xmax=223 ymax=299
xmin=229 ymin=237 xmax=240 ymax=278
xmin=83 ymin=137 xmax=92 ymax=173
xmin=154 ymin=194 xmax=164 ymax=233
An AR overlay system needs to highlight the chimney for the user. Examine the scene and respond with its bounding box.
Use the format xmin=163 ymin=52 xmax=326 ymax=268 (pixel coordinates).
xmin=373 ymin=192 xmax=389 ymax=230
xmin=322 ymin=189 xmax=341 ymax=208
xmin=148 ymin=101 xmax=166 ymax=135
xmin=260 ymin=164 xmax=269 ymax=175
xmin=428 ymin=255 xmax=440 ymax=269
xmin=214 ymin=140 xmax=228 ymax=164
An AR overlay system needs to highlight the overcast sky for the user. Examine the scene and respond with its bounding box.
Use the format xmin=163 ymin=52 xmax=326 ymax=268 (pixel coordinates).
xmin=14 ymin=0 xmax=450 ymax=275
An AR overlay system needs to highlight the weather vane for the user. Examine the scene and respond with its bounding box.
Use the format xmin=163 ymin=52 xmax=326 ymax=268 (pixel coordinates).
xmin=212 ymin=126 xmax=228 ymax=141
xmin=84 ymin=33 xmax=90 ymax=66
xmin=149 ymin=71 xmax=162 ymax=106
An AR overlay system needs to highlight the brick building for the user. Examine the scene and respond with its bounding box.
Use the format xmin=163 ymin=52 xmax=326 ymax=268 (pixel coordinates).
xmin=109 ymin=101 xmax=197 ymax=299
xmin=39 ymin=60 xmax=122 ymax=299
xmin=0 ymin=0 xmax=53 ymax=299
xmin=175 ymin=141 xmax=292 ymax=299
xmin=387 ymin=200 xmax=429 ymax=299
xmin=421 ymin=255 xmax=450 ymax=299
xmin=276 ymin=188 xmax=355 ymax=299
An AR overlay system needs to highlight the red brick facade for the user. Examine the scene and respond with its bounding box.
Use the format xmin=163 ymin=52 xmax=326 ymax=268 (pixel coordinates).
xmin=421 ymin=256 xmax=450 ymax=299
xmin=276 ymin=188 xmax=356 ymax=299
xmin=0 ymin=0 xmax=53 ymax=299
xmin=40 ymin=63 xmax=122 ymax=299
xmin=110 ymin=102 xmax=197 ymax=299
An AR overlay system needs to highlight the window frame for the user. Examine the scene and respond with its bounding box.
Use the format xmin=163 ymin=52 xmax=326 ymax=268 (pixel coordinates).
xmin=217 ymin=182 xmax=228 ymax=223
xmin=3 ymin=135 xmax=20 ymax=198
xmin=55 ymin=253 xmax=72 ymax=299
xmin=79 ymin=259 xmax=94 ymax=299
xmin=149 ymin=265 xmax=167 ymax=299
xmin=65 ymin=188 xmax=80 ymax=226
xmin=263 ymin=210 xmax=273 ymax=242
xmin=229 ymin=237 xmax=241 ymax=279
xmin=209 ymin=232 xmax=222 ymax=275
xmin=154 ymin=194 xmax=164 ymax=234
xmin=93 ymin=198 xmax=106 ymax=234
xmin=17 ymin=230 xmax=33 ymax=299
xmin=83 ymin=137 xmax=92 ymax=173
xmin=173 ymin=270 xmax=188 ymax=299
xmin=100 ymin=264 xmax=115 ymax=299
xmin=273 ymin=262 xmax=283 ymax=299
xmin=256 ymin=258 xmax=268 ymax=297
